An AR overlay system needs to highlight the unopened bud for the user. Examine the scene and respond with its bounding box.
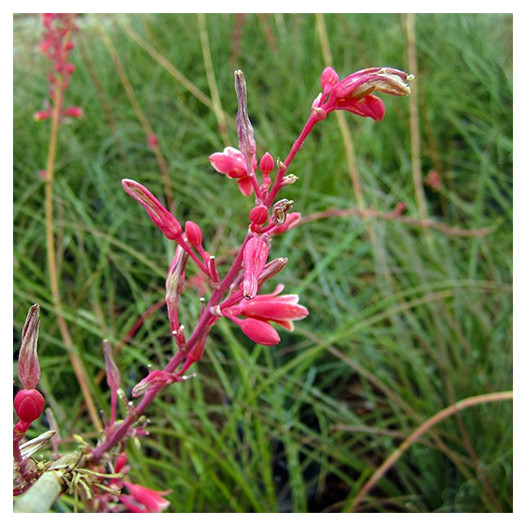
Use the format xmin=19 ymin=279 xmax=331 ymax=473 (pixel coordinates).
xmin=64 ymin=106 xmax=83 ymax=118
xmin=258 ymin=257 xmax=288 ymax=286
xmin=14 ymin=389 xmax=45 ymax=423
xmin=185 ymin=221 xmax=203 ymax=247
xmin=234 ymin=70 xmax=257 ymax=161
xmin=249 ymin=205 xmax=269 ymax=225
xmin=259 ymin=152 xmax=274 ymax=175
xmin=243 ymin=236 xmax=270 ymax=300
xmin=122 ymin=179 xmax=182 ymax=240
xmin=103 ymin=340 xmax=120 ymax=392
xmin=18 ymin=304 xmax=41 ymax=390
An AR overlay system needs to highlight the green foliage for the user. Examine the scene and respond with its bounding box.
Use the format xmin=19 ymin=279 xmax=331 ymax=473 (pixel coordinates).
xmin=13 ymin=13 xmax=512 ymax=512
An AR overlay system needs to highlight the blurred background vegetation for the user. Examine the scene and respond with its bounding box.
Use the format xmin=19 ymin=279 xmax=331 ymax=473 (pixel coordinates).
xmin=13 ymin=13 xmax=512 ymax=512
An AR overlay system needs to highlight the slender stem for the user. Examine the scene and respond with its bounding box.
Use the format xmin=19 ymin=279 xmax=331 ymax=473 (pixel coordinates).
xmin=43 ymin=17 xmax=102 ymax=431
xmin=349 ymin=391 xmax=513 ymax=512
xmin=265 ymin=115 xmax=318 ymax=207
xmin=89 ymin=232 xmax=252 ymax=463
xmin=404 ymin=13 xmax=428 ymax=221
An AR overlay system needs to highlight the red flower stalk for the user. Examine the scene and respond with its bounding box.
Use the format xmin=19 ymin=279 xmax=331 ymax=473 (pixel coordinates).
xmin=34 ymin=14 xmax=82 ymax=122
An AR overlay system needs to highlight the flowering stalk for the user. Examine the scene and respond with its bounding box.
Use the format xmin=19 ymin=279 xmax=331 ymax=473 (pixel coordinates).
xmin=88 ymin=66 xmax=410 ymax=467
xmin=35 ymin=14 xmax=101 ymax=430
xmin=16 ymin=62 xmax=410 ymax=512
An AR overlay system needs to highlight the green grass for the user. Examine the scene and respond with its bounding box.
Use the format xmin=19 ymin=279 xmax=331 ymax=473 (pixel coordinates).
xmin=13 ymin=13 xmax=512 ymax=512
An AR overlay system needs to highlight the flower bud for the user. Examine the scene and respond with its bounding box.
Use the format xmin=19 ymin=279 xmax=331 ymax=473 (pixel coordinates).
xmin=258 ymin=257 xmax=288 ymax=287
xmin=249 ymin=205 xmax=269 ymax=225
xmin=259 ymin=152 xmax=274 ymax=175
xmin=14 ymin=389 xmax=45 ymax=423
xmin=243 ymin=236 xmax=269 ymax=300
xmin=64 ymin=106 xmax=83 ymax=118
xmin=18 ymin=304 xmax=41 ymax=390
xmin=33 ymin=110 xmax=51 ymax=121
xmin=103 ymin=340 xmax=120 ymax=393
xmin=185 ymin=221 xmax=203 ymax=247
xmin=235 ymin=318 xmax=280 ymax=346
xmin=234 ymin=70 xmax=257 ymax=160
xmin=122 ymin=179 xmax=182 ymax=240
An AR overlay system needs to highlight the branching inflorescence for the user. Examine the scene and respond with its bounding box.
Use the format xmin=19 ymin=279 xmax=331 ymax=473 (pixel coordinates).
xmin=14 ymin=46 xmax=411 ymax=511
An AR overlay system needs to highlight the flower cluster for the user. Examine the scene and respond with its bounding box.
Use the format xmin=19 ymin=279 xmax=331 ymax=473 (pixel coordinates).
xmin=15 ymin=57 xmax=411 ymax=511
xmin=33 ymin=14 xmax=83 ymax=122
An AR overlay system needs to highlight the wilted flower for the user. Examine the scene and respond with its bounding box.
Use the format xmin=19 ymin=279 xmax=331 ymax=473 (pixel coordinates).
xmin=313 ymin=66 xmax=411 ymax=122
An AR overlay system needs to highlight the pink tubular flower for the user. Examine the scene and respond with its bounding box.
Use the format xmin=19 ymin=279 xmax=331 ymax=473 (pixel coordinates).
xmin=209 ymin=146 xmax=255 ymax=196
xmin=242 ymin=236 xmax=269 ymax=299
xmin=230 ymin=316 xmax=281 ymax=346
xmin=228 ymin=284 xmax=309 ymax=331
xmin=122 ymin=179 xmax=182 ymax=240
xmin=314 ymin=66 xmax=411 ymax=122
xmin=121 ymin=482 xmax=171 ymax=513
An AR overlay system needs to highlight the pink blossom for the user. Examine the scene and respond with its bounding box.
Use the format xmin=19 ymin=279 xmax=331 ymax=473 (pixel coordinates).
xmin=64 ymin=106 xmax=83 ymax=118
xmin=121 ymin=482 xmax=171 ymax=513
xmin=242 ymin=236 xmax=269 ymax=299
xmin=228 ymin=284 xmax=309 ymax=331
xmin=209 ymin=146 xmax=255 ymax=196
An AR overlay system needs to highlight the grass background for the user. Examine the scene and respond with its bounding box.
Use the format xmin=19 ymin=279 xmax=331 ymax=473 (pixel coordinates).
xmin=13 ymin=13 xmax=512 ymax=512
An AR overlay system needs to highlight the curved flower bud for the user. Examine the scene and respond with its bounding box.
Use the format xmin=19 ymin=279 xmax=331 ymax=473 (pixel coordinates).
xmin=122 ymin=179 xmax=182 ymax=240
xmin=321 ymin=67 xmax=411 ymax=121
xmin=185 ymin=221 xmax=203 ymax=247
xmin=231 ymin=316 xmax=280 ymax=346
